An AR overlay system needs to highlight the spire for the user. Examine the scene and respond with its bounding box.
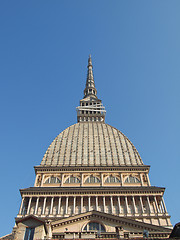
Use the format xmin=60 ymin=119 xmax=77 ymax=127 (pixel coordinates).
xmin=76 ymin=55 xmax=106 ymax=123
xmin=84 ymin=55 xmax=97 ymax=98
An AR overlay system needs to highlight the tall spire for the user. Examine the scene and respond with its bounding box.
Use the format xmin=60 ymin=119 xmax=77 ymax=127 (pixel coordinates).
xmin=84 ymin=55 xmax=97 ymax=98
xmin=76 ymin=55 xmax=106 ymax=123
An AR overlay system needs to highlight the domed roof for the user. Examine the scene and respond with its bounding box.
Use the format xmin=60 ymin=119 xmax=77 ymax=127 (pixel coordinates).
xmin=41 ymin=122 xmax=143 ymax=167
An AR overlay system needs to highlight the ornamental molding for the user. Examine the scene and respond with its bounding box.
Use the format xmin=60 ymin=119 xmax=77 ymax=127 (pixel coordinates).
xmin=20 ymin=186 xmax=165 ymax=197
xmin=34 ymin=165 xmax=150 ymax=173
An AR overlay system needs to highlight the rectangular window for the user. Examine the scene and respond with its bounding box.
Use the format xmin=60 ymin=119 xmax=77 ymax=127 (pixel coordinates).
xmin=24 ymin=228 xmax=35 ymax=240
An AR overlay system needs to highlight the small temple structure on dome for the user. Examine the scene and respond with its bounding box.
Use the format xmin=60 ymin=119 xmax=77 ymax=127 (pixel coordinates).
xmin=1 ymin=56 xmax=173 ymax=240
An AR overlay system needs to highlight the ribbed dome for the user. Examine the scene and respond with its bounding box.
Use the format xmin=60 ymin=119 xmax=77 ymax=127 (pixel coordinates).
xmin=41 ymin=122 xmax=143 ymax=166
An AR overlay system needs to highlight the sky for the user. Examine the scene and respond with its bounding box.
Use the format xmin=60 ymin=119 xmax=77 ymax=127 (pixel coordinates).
xmin=0 ymin=0 xmax=180 ymax=237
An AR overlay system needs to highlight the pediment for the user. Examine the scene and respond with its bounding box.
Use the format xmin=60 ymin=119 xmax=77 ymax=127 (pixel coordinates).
xmin=16 ymin=215 xmax=47 ymax=233
xmin=51 ymin=210 xmax=170 ymax=233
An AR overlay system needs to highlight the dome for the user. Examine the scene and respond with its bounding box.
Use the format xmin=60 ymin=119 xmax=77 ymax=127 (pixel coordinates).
xmin=41 ymin=122 xmax=143 ymax=167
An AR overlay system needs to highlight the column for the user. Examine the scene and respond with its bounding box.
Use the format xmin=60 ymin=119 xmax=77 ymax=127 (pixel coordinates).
xmin=101 ymin=173 xmax=104 ymax=186
xmin=61 ymin=174 xmax=64 ymax=187
xmin=160 ymin=200 xmax=165 ymax=213
xmin=103 ymin=196 xmax=106 ymax=212
xmin=154 ymin=196 xmax=159 ymax=213
xmin=162 ymin=198 xmax=167 ymax=213
xmin=27 ymin=197 xmax=32 ymax=214
xmin=125 ymin=197 xmax=129 ymax=214
xmin=58 ymin=197 xmax=61 ymax=215
xmin=35 ymin=176 xmax=38 ymax=187
xmin=88 ymin=196 xmax=91 ymax=211
xmin=41 ymin=174 xmax=45 ymax=187
xmin=118 ymin=197 xmax=121 ymax=214
xmin=147 ymin=196 xmax=151 ymax=214
xmin=50 ymin=197 xmax=54 ymax=215
xmin=42 ymin=197 xmax=47 ymax=215
xmin=120 ymin=174 xmax=123 ymax=186
xmin=140 ymin=174 xmax=143 ymax=186
xmin=81 ymin=196 xmax=83 ymax=213
xmin=95 ymin=196 xmax=98 ymax=211
xmin=154 ymin=196 xmax=161 ymax=225
xmin=158 ymin=200 xmax=163 ymax=213
xmin=65 ymin=197 xmax=69 ymax=215
xmin=73 ymin=197 xmax=76 ymax=214
xmin=80 ymin=173 xmax=83 ymax=187
xmin=132 ymin=196 xmax=136 ymax=214
xmin=19 ymin=197 xmax=25 ymax=215
xmin=146 ymin=174 xmax=150 ymax=186
xmin=35 ymin=197 xmax=39 ymax=215
xmin=140 ymin=197 xmax=144 ymax=214
xmin=110 ymin=196 xmax=113 ymax=214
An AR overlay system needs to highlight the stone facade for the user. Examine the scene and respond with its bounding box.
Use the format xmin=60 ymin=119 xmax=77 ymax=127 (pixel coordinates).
xmin=1 ymin=56 xmax=172 ymax=240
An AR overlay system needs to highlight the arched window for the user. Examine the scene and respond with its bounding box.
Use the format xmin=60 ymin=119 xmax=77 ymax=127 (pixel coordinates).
xmin=85 ymin=175 xmax=100 ymax=183
xmin=65 ymin=176 xmax=80 ymax=184
xmin=124 ymin=176 xmax=140 ymax=183
xmin=45 ymin=176 xmax=61 ymax=184
xmin=83 ymin=222 xmax=105 ymax=232
xmin=105 ymin=175 xmax=120 ymax=183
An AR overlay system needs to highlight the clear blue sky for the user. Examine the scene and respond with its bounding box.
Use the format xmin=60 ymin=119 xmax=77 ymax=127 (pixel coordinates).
xmin=0 ymin=0 xmax=180 ymax=236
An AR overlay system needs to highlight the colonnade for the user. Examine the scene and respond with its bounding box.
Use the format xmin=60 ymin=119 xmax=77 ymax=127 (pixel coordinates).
xmin=19 ymin=195 xmax=167 ymax=217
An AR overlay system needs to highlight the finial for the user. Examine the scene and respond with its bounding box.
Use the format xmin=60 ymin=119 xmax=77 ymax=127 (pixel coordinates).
xmin=88 ymin=54 xmax=92 ymax=66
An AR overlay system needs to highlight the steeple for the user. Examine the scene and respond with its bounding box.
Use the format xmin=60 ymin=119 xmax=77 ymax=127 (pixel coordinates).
xmin=84 ymin=55 xmax=97 ymax=98
xmin=76 ymin=55 xmax=106 ymax=123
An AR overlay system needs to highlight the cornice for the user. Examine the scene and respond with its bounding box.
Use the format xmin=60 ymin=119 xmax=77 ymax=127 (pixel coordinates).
xmin=34 ymin=165 xmax=150 ymax=173
xmin=20 ymin=186 xmax=165 ymax=196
